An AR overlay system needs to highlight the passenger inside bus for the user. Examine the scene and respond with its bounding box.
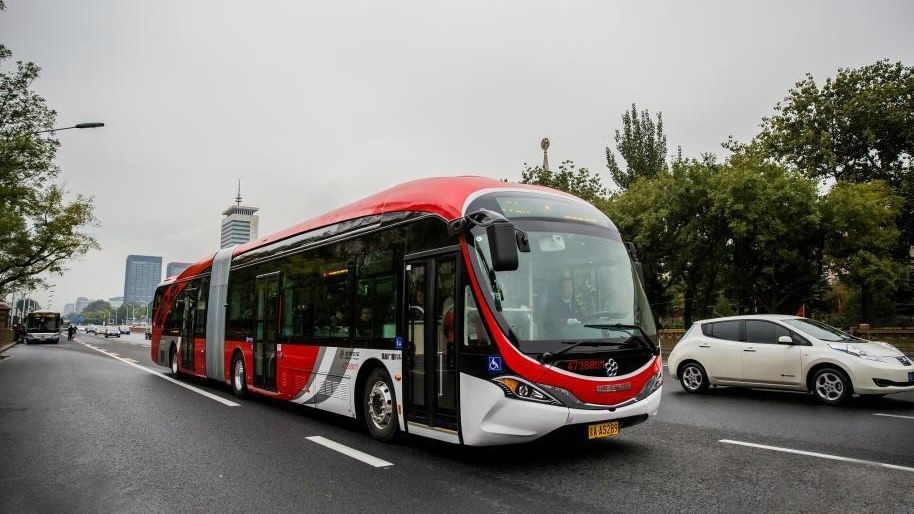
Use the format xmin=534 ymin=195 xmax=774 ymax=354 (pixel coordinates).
xmin=356 ymin=307 xmax=374 ymax=338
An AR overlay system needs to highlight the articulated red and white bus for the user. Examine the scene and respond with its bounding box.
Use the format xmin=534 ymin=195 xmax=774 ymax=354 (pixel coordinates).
xmin=150 ymin=177 xmax=662 ymax=445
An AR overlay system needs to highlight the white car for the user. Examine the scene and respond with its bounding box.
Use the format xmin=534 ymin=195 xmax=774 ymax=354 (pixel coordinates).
xmin=668 ymin=315 xmax=914 ymax=404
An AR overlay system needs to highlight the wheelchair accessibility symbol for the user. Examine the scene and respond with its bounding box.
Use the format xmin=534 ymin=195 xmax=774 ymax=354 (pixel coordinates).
xmin=487 ymin=356 xmax=503 ymax=373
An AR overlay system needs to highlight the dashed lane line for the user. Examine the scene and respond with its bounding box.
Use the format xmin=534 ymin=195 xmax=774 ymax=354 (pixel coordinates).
xmin=79 ymin=342 xmax=239 ymax=407
xmin=306 ymin=436 xmax=394 ymax=468
xmin=874 ymin=413 xmax=914 ymax=421
xmin=720 ymin=439 xmax=914 ymax=473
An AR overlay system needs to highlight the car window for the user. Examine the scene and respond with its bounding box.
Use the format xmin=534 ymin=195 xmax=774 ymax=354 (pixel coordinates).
xmin=701 ymin=320 xmax=740 ymax=341
xmin=745 ymin=320 xmax=790 ymax=344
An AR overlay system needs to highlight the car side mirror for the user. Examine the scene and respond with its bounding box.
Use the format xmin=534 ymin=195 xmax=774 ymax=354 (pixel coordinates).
xmin=778 ymin=335 xmax=794 ymax=345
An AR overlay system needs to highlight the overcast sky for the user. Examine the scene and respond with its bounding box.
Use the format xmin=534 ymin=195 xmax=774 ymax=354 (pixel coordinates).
xmin=3 ymin=0 xmax=913 ymax=311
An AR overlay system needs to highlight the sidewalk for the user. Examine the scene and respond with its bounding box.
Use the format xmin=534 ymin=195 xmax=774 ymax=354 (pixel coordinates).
xmin=0 ymin=340 xmax=18 ymax=354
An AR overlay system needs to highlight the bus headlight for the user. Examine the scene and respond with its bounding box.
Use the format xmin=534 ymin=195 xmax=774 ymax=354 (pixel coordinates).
xmin=492 ymin=376 xmax=562 ymax=406
xmin=635 ymin=369 xmax=663 ymax=402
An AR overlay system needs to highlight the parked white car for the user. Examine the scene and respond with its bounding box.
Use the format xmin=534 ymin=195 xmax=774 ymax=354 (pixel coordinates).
xmin=668 ymin=315 xmax=914 ymax=404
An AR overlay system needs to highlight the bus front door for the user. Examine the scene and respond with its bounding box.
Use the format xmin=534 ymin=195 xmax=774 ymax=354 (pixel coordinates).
xmin=254 ymin=272 xmax=280 ymax=391
xmin=403 ymin=254 xmax=459 ymax=433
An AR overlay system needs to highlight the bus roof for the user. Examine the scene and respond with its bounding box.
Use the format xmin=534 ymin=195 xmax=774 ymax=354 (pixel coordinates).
xmin=172 ymin=176 xmax=574 ymax=282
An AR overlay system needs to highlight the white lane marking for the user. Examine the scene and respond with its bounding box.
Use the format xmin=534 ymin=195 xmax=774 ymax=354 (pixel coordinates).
xmin=124 ymin=358 xmax=138 ymax=363
xmin=80 ymin=343 xmax=239 ymax=407
xmin=306 ymin=436 xmax=394 ymax=468
xmin=720 ymin=439 xmax=914 ymax=473
xmin=874 ymin=413 xmax=914 ymax=421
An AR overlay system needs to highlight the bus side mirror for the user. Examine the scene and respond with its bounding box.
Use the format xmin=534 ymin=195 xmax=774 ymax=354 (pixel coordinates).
xmin=487 ymin=222 xmax=519 ymax=271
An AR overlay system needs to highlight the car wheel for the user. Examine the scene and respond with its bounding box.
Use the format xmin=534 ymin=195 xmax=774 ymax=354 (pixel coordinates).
xmin=812 ymin=367 xmax=851 ymax=405
xmin=364 ymin=368 xmax=398 ymax=442
xmin=231 ymin=353 xmax=247 ymax=397
xmin=679 ymin=362 xmax=709 ymax=394
xmin=169 ymin=345 xmax=179 ymax=377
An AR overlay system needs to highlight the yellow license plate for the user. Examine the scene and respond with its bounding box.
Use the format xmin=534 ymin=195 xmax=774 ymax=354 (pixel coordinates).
xmin=587 ymin=421 xmax=620 ymax=439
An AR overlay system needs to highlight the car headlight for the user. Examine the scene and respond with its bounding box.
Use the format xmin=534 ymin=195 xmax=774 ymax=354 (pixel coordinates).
xmin=828 ymin=343 xmax=887 ymax=362
xmin=492 ymin=376 xmax=562 ymax=405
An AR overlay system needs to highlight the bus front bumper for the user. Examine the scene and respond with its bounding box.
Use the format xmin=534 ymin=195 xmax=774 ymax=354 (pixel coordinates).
xmin=459 ymin=373 xmax=662 ymax=446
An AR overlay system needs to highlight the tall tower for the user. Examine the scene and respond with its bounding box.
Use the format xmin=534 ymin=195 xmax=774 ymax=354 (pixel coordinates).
xmin=220 ymin=180 xmax=260 ymax=248
xmin=541 ymin=137 xmax=550 ymax=171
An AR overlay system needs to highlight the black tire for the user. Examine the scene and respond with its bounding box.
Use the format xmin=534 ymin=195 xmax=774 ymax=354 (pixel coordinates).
xmin=679 ymin=362 xmax=710 ymax=394
xmin=231 ymin=353 xmax=247 ymax=398
xmin=169 ymin=345 xmax=179 ymax=377
xmin=363 ymin=368 xmax=399 ymax=442
xmin=811 ymin=367 xmax=852 ymax=405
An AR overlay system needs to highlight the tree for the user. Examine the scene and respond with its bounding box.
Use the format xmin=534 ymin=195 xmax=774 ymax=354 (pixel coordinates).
xmin=520 ymin=159 xmax=608 ymax=205
xmin=711 ymin=153 xmax=823 ymax=315
xmin=820 ymin=181 xmax=907 ymax=324
xmin=15 ymin=297 xmax=40 ymax=312
xmin=606 ymin=104 xmax=669 ymax=191
xmin=607 ymin=155 xmax=729 ymax=326
xmin=0 ymin=18 xmax=99 ymax=298
xmin=757 ymin=60 xmax=914 ymax=250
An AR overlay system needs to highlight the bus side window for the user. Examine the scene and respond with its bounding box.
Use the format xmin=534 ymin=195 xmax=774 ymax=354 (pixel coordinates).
xmin=463 ymin=285 xmax=491 ymax=351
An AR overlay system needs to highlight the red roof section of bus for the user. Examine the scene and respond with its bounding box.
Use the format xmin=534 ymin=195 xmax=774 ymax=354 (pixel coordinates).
xmin=233 ymin=176 xmax=565 ymax=257
xmin=173 ymin=176 xmax=568 ymax=281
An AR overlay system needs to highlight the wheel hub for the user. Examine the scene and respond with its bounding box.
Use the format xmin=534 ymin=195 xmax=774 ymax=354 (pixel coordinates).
xmin=367 ymin=380 xmax=392 ymax=430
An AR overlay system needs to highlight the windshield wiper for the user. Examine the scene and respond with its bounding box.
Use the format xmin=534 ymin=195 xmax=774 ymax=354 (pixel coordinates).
xmin=583 ymin=323 xmax=659 ymax=354
xmin=473 ymin=243 xmax=504 ymax=312
xmin=538 ymin=340 xmax=625 ymax=364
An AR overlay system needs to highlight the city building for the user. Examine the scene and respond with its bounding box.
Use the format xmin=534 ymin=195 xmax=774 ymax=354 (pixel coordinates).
xmin=123 ymin=255 xmax=163 ymax=305
xmin=109 ymin=296 xmax=124 ymax=309
xmin=63 ymin=303 xmax=75 ymax=316
xmin=166 ymin=262 xmax=192 ymax=278
xmin=75 ymin=297 xmax=90 ymax=314
xmin=220 ymin=181 xmax=259 ymax=248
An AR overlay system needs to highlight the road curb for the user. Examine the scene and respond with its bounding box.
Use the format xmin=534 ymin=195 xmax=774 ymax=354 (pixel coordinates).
xmin=0 ymin=341 xmax=19 ymax=354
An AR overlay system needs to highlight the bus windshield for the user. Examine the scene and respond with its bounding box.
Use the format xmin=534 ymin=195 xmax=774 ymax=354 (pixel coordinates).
xmin=26 ymin=312 xmax=62 ymax=333
xmin=466 ymin=192 xmax=656 ymax=355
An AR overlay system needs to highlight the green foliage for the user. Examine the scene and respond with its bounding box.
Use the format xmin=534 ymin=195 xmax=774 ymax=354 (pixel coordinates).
xmin=821 ymin=181 xmax=907 ymax=323
xmin=15 ymin=297 xmax=40 ymax=312
xmin=606 ymin=104 xmax=669 ymax=191
xmin=712 ymin=153 xmax=822 ymax=314
xmin=606 ymin=154 xmax=826 ymax=326
xmin=607 ymin=156 xmax=730 ymax=325
xmin=757 ymin=60 xmax=914 ymax=249
xmin=0 ymin=37 xmax=99 ymax=297
xmin=84 ymin=300 xmax=112 ymax=313
xmin=520 ymin=160 xmax=608 ymax=205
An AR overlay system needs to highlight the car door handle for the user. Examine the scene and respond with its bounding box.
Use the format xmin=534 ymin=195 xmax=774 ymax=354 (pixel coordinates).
xmin=698 ymin=344 xmax=711 ymax=348
xmin=743 ymin=348 xmax=756 ymax=352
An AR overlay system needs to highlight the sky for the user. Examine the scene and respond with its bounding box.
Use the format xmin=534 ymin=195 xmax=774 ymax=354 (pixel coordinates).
xmin=2 ymin=0 xmax=913 ymax=311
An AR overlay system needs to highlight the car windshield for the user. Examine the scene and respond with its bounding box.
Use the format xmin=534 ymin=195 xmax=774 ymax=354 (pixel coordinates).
xmin=466 ymin=192 xmax=656 ymax=354
xmin=782 ymin=318 xmax=861 ymax=342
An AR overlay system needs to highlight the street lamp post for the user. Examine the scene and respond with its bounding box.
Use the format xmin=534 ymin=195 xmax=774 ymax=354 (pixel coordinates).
xmin=124 ymin=304 xmax=134 ymax=325
xmin=34 ymin=122 xmax=105 ymax=134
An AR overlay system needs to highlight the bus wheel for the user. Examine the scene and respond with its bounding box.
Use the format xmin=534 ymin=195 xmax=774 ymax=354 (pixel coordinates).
xmin=231 ymin=354 xmax=247 ymax=397
xmin=364 ymin=368 xmax=398 ymax=442
xmin=169 ymin=345 xmax=179 ymax=377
